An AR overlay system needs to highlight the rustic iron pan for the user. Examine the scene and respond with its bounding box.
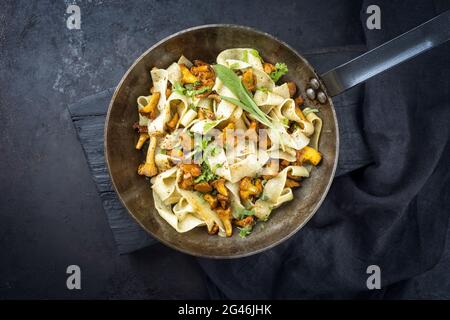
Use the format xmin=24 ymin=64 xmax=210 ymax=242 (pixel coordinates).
xmin=105 ymin=11 xmax=450 ymax=258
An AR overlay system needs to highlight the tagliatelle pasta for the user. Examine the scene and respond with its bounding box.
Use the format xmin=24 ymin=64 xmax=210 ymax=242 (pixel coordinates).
xmin=134 ymin=48 xmax=323 ymax=238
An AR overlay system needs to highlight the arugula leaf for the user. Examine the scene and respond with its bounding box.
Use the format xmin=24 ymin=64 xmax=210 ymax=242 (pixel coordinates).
xmin=270 ymin=62 xmax=288 ymax=82
xmin=238 ymin=225 xmax=253 ymax=238
xmin=302 ymin=107 xmax=320 ymax=116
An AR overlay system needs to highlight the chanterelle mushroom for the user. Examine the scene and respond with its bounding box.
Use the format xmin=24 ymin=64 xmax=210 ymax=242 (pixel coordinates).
xmin=139 ymin=92 xmax=160 ymax=119
xmin=215 ymin=207 xmax=233 ymax=237
xmin=137 ymin=135 xmax=159 ymax=177
xmin=135 ymin=133 xmax=149 ymax=150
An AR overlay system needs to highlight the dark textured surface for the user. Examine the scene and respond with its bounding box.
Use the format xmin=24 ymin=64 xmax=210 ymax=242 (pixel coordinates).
xmin=0 ymin=0 xmax=449 ymax=299
xmin=69 ymin=88 xmax=157 ymax=254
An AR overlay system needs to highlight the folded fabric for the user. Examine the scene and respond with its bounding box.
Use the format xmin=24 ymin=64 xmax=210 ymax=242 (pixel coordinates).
xmin=68 ymin=88 xmax=157 ymax=254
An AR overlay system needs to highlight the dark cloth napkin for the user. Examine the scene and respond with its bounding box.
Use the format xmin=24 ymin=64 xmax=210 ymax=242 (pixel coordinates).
xmin=68 ymin=0 xmax=450 ymax=298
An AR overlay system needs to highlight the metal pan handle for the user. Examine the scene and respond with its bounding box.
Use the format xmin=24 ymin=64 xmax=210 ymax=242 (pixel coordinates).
xmin=321 ymin=10 xmax=450 ymax=97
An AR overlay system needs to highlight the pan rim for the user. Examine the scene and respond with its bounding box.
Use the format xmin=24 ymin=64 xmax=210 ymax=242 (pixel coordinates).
xmin=104 ymin=24 xmax=340 ymax=258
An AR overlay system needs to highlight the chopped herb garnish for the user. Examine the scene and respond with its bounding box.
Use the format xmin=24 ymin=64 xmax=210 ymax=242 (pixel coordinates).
xmin=270 ymin=62 xmax=288 ymax=82
xmin=237 ymin=208 xmax=255 ymax=220
xmin=174 ymin=82 xmax=211 ymax=97
xmin=212 ymin=162 xmax=223 ymax=174
xmin=194 ymin=161 xmax=219 ymax=183
xmin=185 ymin=86 xmax=211 ymax=97
xmin=173 ymin=81 xmax=186 ymax=95
xmin=203 ymin=119 xmax=220 ymax=133
xmin=303 ymin=107 xmax=320 ymax=116
xmin=242 ymin=50 xmax=249 ymax=63
xmin=160 ymin=149 xmax=167 ymax=155
xmin=249 ymin=49 xmax=262 ymax=61
xmin=229 ymin=62 xmax=240 ymax=69
xmin=238 ymin=225 xmax=253 ymax=238
xmin=210 ymin=146 xmax=219 ymax=156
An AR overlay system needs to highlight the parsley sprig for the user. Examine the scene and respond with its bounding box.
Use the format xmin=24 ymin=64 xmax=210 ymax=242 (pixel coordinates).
xmin=270 ymin=62 xmax=288 ymax=82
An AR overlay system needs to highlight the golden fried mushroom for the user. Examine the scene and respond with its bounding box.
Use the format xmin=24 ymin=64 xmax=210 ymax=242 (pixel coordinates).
xmin=194 ymin=182 xmax=213 ymax=193
xmin=239 ymin=177 xmax=262 ymax=201
xmin=135 ymin=133 xmax=149 ymax=150
xmin=179 ymin=64 xmax=198 ymax=84
xmin=137 ymin=135 xmax=159 ymax=177
xmin=297 ymin=146 xmax=322 ymax=166
xmin=215 ymin=207 xmax=233 ymax=237
xmin=234 ymin=215 xmax=254 ymax=228
xmin=204 ymin=194 xmax=218 ymax=209
xmin=287 ymin=81 xmax=297 ymax=97
xmin=263 ymin=62 xmax=276 ymax=74
xmin=242 ymin=69 xmax=256 ymax=93
xmin=139 ymin=92 xmax=160 ymax=119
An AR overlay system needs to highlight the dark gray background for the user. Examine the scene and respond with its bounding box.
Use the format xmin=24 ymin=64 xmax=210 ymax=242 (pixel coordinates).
xmin=0 ymin=0 xmax=449 ymax=299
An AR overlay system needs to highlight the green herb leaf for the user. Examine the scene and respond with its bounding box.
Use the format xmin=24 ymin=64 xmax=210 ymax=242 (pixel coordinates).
xmin=302 ymin=107 xmax=320 ymax=116
xmin=237 ymin=208 xmax=255 ymax=220
xmin=242 ymin=50 xmax=249 ymax=63
xmin=281 ymin=117 xmax=290 ymax=127
xmin=173 ymin=82 xmax=186 ymax=95
xmin=229 ymin=62 xmax=240 ymax=69
xmin=270 ymin=62 xmax=288 ymax=82
xmin=194 ymin=162 xmax=219 ymax=183
xmin=238 ymin=225 xmax=253 ymax=238
xmin=249 ymin=49 xmax=262 ymax=61
xmin=186 ymin=86 xmax=211 ymax=97
xmin=203 ymin=119 xmax=220 ymax=133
